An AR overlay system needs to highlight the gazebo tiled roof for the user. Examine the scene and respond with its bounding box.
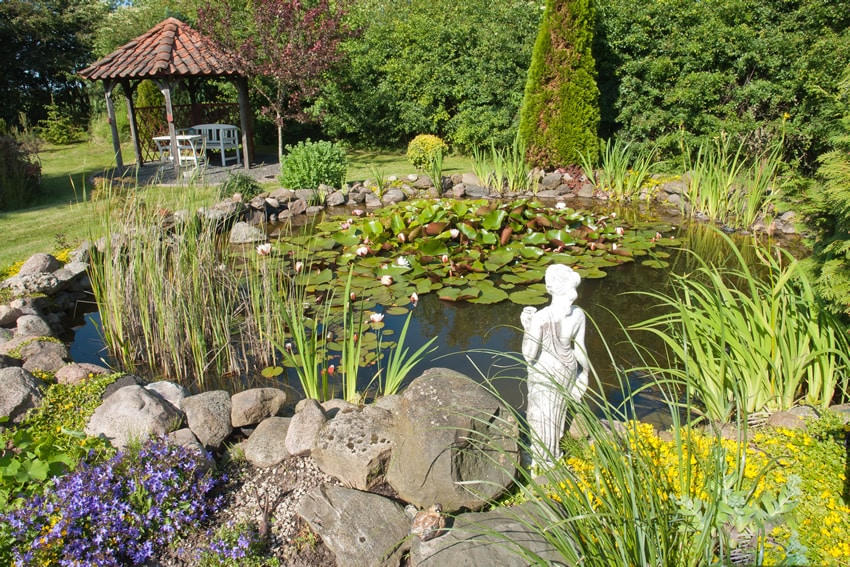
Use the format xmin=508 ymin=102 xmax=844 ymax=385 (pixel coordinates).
xmin=79 ymin=17 xmax=245 ymax=80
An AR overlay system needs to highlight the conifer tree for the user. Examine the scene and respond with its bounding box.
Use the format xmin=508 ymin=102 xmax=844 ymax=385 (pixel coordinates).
xmin=518 ymin=0 xmax=600 ymax=168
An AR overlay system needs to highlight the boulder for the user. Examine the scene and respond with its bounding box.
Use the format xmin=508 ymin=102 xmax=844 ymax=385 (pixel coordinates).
xmin=382 ymin=188 xmax=406 ymax=205
xmin=102 ymin=374 xmax=147 ymax=399
xmin=56 ymin=362 xmax=109 ymax=384
xmin=231 ymin=387 xmax=288 ymax=427
xmin=0 ymin=304 xmax=22 ymax=326
xmin=85 ymin=385 xmax=182 ymax=448
xmin=3 ymin=273 xmax=61 ymax=296
xmin=326 ymin=190 xmax=347 ymax=207
xmin=19 ymin=340 xmax=70 ymax=373
xmin=464 ymin=185 xmax=490 ymax=198
xmin=285 ymin=398 xmax=327 ymax=456
xmin=0 ymin=367 xmax=43 ymax=425
xmin=410 ymin=502 xmax=565 ymax=566
xmin=229 ymin=221 xmax=266 ymax=244
xmin=15 ymin=315 xmax=54 ymax=338
xmin=297 ymin=484 xmax=410 ymax=567
xmin=312 ymin=404 xmax=395 ymax=490
xmin=0 ymin=353 xmax=21 ymax=369
xmin=386 ymin=368 xmax=519 ymax=513
xmin=17 ymin=253 xmax=62 ymax=277
xmin=288 ymin=198 xmax=308 ymax=216
xmin=144 ymin=380 xmax=189 ymax=411
xmin=52 ymin=261 xmax=89 ymax=291
xmin=243 ymin=416 xmax=291 ymax=468
xmin=183 ymin=390 xmax=233 ymax=449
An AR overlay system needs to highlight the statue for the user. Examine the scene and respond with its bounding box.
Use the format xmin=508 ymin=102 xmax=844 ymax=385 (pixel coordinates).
xmin=520 ymin=264 xmax=589 ymax=469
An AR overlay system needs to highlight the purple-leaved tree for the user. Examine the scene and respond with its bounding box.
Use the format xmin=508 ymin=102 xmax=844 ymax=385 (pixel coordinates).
xmin=199 ymin=0 xmax=352 ymax=156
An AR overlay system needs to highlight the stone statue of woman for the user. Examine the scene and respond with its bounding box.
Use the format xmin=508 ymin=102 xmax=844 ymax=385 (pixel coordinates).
xmin=520 ymin=264 xmax=589 ymax=469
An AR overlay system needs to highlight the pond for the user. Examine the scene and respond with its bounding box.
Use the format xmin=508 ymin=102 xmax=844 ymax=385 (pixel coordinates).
xmin=74 ymin=197 xmax=780 ymax=428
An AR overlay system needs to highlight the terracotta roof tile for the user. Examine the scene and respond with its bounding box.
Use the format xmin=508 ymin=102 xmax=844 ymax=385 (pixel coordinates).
xmin=79 ymin=17 xmax=245 ymax=80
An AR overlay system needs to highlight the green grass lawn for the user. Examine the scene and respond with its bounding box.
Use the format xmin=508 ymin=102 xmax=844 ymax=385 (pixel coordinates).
xmin=1 ymin=140 xmax=476 ymax=269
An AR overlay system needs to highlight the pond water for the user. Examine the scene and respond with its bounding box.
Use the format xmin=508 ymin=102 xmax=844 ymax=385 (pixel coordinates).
xmin=70 ymin=221 xmax=694 ymax=426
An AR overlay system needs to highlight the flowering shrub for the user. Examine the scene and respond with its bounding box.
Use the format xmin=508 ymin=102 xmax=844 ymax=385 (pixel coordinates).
xmin=197 ymin=521 xmax=277 ymax=566
xmin=1 ymin=438 xmax=223 ymax=566
xmin=406 ymin=134 xmax=447 ymax=171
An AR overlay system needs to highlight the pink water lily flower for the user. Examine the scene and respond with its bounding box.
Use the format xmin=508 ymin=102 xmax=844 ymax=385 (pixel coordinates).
xmin=356 ymin=246 xmax=370 ymax=257
xmin=615 ymin=226 xmax=625 ymax=236
xmin=352 ymin=209 xmax=365 ymax=216
xmin=256 ymin=243 xmax=272 ymax=256
xmin=381 ymin=275 xmax=393 ymax=286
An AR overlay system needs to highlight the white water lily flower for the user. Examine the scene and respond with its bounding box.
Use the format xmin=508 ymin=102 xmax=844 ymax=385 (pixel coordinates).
xmin=256 ymin=243 xmax=272 ymax=256
xmin=370 ymin=312 xmax=385 ymax=323
xmin=555 ymin=202 xmax=567 ymax=210
xmin=356 ymin=246 xmax=369 ymax=257
xmin=396 ymin=256 xmax=410 ymax=268
xmin=381 ymin=274 xmax=393 ymax=286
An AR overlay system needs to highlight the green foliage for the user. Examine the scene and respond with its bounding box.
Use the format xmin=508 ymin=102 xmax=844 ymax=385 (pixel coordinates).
xmin=406 ymin=134 xmax=447 ymax=171
xmin=595 ymin=0 xmax=850 ymax=169
xmin=0 ymin=135 xmax=41 ymax=211
xmin=38 ymin=98 xmax=82 ymax=145
xmin=219 ymin=171 xmax=263 ymax=201
xmin=580 ymin=138 xmax=658 ymax=201
xmin=632 ymin=232 xmax=850 ymax=423
xmin=807 ymin=68 xmax=850 ymax=315
xmin=315 ymin=0 xmax=541 ymax=150
xmin=279 ymin=139 xmax=347 ymax=190
xmin=519 ymin=0 xmax=600 ymax=168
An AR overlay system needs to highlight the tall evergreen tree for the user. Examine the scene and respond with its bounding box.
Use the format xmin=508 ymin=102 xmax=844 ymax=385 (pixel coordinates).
xmin=518 ymin=0 xmax=600 ymax=168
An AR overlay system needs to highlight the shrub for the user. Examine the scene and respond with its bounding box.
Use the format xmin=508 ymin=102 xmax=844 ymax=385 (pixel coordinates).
xmin=406 ymin=134 xmax=448 ymax=171
xmin=219 ymin=171 xmax=263 ymax=201
xmin=518 ymin=0 xmax=600 ymax=168
xmin=38 ymin=99 xmax=82 ymax=145
xmin=1 ymin=438 xmax=223 ymax=566
xmin=0 ymin=135 xmax=41 ymax=211
xmin=279 ymin=139 xmax=347 ymax=190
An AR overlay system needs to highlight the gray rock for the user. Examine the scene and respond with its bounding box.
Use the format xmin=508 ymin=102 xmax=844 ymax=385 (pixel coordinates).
xmin=766 ymin=409 xmax=810 ymax=431
xmin=20 ymin=340 xmax=71 ymax=373
xmin=183 ymin=390 xmax=233 ymax=449
xmin=231 ymin=387 xmax=288 ymax=427
xmin=17 ymin=253 xmax=61 ymax=277
xmin=326 ymin=190 xmax=347 ymax=207
xmin=464 ymin=184 xmax=490 ymax=198
xmin=306 ymin=205 xmax=324 ymax=215
xmin=288 ymin=198 xmax=308 ymax=216
xmin=268 ymin=188 xmax=295 ymax=202
xmin=102 ymin=374 xmax=147 ymax=399
xmin=410 ymin=502 xmax=565 ymax=566
xmin=451 ymin=184 xmax=466 ymax=198
xmin=386 ymin=368 xmax=519 ymax=513
xmin=364 ymin=192 xmax=382 ymax=208
xmin=52 ymin=261 xmax=89 ymax=292
xmin=16 ymin=315 xmax=54 ymax=338
xmin=412 ymin=175 xmax=432 ymax=189
xmin=85 ymin=385 xmax=182 ymax=448
xmin=661 ymin=180 xmax=687 ymax=196
xmin=229 ymin=221 xmax=267 ymax=244
xmin=294 ymin=189 xmax=318 ymax=202
xmin=297 ymin=484 xmax=410 ymax=567
xmin=0 ymin=367 xmax=43 ymax=425
xmin=4 ymin=273 xmax=61 ymax=296
xmin=0 ymin=304 xmax=22 ymax=326
xmin=0 ymin=353 xmax=21 ymax=369
xmin=382 ymin=188 xmax=406 ymax=205
xmin=243 ymin=416 xmax=291 ymax=467
xmin=55 ymin=362 xmax=111 ymax=385
xmin=539 ymin=171 xmax=563 ymax=190
xmin=320 ymin=398 xmax=358 ymax=418
xmin=285 ymin=398 xmax=327 ymax=456
xmin=144 ymin=380 xmax=189 ymax=411
xmin=576 ymin=183 xmax=595 ymax=198
xmin=312 ymin=404 xmax=395 ymax=490
xmin=461 ymin=172 xmax=483 ymax=186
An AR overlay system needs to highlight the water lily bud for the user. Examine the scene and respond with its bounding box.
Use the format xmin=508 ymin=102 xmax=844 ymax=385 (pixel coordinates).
xmin=615 ymin=226 xmax=625 ymax=236
xmin=398 ymin=233 xmax=406 ymax=242
xmin=356 ymin=246 xmax=369 ymax=257
xmin=327 ymin=365 xmax=335 ymax=376
xmin=441 ymin=254 xmax=449 ymax=264
xmin=294 ymin=261 xmax=304 ymax=272
xmin=410 ymin=292 xmax=419 ymax=305
xmin=449 ymin=228 xmax=460 ymax=239
xmin=381 ymin=274 xmax=393 ymax=286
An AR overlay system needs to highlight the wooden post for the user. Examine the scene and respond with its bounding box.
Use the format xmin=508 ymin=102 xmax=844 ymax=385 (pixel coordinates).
xmin=157 ymin=79 xmax=180 ymax=175
xmin=235 ymin=77 xmax=252 ymax=170
xmin=103 ymin=80 xmax=123 ymax=170
xmin=120 ymin=79 xmax=143 ymax=166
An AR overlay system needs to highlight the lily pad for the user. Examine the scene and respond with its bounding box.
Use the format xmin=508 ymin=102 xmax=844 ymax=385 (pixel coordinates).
xmin=642 ymin=259 xmax=670 ymax=269
xmin=438 ymin=287 xmax=481 ymax=302
xmin=508 ymin=288 xmax=548 ymax=305
xmin=468 ymin=282 xmax=509 ymax=304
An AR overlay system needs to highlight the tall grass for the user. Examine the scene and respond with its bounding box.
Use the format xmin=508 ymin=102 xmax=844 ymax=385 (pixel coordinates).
xmin=580 ymin=138 xmax=657 ymax=201
xmin=631 ymin=231 xmax=850 ymax=423
xmin=88 ymin=192 xmax=259 ymax=390
xmin=684 ymin=133 xmax=785 ymax=229
xmin=472 ymin=135 xmax=533 ymax=195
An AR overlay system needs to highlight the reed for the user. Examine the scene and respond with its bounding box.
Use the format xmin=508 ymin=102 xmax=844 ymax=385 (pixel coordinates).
xmin=631 ymin=231 xmax=850 ymax=423
xmin=376 ymin=312 xmax=437 ymax=396
xmin=581 ymin=138 xmax=658 ymax=201
xmin=88 ymin=192 xmax=257 ymax=389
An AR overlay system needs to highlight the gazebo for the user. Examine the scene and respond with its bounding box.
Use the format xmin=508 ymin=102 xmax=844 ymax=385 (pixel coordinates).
xmin=79 ymin=17 xmax=253 ymax=171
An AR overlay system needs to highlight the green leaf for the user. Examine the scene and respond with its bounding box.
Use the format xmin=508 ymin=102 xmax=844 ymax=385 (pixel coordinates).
xmin=482 ymin=209 xmax=508 ymax=230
